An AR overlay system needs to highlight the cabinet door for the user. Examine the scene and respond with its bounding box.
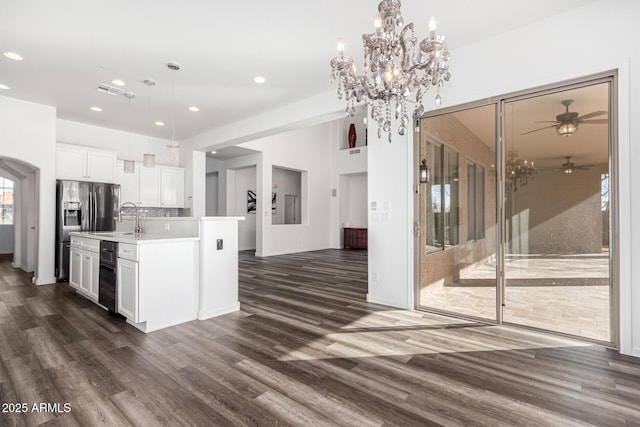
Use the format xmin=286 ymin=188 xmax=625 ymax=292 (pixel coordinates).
xmin=87 ymin=150 xmax=116 ymax=183
xmin=139 ymin=167 xmax=160 ymax=206
xmin=69 ymin=249 xmax=82 ymax=289
xmin=80 ymin=251 xmax=92 ymax=295
xmin=160 ymin=167 xmax=184 ymax=207
xmin=116 ymin=160 xmax=140 ymax=205
xmin=56 ymin=146 xmax=87 ymax=180
xmin=117 ymin=258 xmax=138 ymax=322
xmin=89 ymin=252 xmax=100 ymax=300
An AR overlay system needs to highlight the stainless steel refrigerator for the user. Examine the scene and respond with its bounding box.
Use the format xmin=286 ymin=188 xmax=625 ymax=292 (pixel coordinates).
xmin=55 ymin=180 xmax=120 ymax=281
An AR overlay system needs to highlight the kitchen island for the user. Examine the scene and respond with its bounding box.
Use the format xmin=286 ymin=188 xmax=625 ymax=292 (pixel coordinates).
xmin=69 ymin=216 xmax=244 ymax=333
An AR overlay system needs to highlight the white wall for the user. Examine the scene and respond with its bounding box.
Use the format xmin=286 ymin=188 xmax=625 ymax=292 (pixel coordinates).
xmin=339 ymin=173 xmax=368 ymax=228
xmin=0 ymin=95 xmax=57 ymax=284
xmin=205 ymin=172 xmax=219 ymax=216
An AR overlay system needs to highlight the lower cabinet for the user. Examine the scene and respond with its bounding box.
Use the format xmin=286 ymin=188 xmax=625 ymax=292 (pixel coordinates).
xmin=69 ymin=244 xmax=99 ymax=301
xmin=117 ymin=258 xmax=139 ymax=322
xmin=69 ymin=249 xmax=82 ymax=289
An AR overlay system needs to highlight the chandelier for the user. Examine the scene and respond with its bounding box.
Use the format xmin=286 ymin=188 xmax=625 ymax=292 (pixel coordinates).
xmin=330 ymin=0 xmax=451 ymax=142
xmin=506 ymin=150 xmax=537 ymax=191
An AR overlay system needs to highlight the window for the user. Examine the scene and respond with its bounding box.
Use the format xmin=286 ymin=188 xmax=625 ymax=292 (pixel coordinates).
xmin=426 ymin=142 xmax=459 ymax=252
xmin=271 ymin=166 xmax=303 ymax=225
xmin=0 ymin=177 xmax=14 ymax=225
xmin=467 ymin=161 xmax=485 ymax=241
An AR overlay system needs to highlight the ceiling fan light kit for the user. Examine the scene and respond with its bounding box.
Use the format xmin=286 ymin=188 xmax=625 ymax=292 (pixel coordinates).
xmin=559 ymin=156 xmax=594 ymax=174
xmin=521 ymin=99 xmax=608 ymax=137
xmin=330 ymin=0 xmax=451 ymax=142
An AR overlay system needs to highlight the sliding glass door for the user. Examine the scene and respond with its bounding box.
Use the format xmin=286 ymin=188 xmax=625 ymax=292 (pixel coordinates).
xmin=502 ymin=81 xmax=612 ymax=342
xmin=416 ymin=76 xmax=615 ymax=345
xmin=418 ymin=104 xmax=498 ymax=321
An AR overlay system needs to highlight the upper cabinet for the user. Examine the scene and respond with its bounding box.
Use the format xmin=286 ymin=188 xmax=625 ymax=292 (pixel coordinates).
xmin=115 ymin=161 xmax=184 ymax=208
xmin=160 ymin=167 xmax=184 ymax=207
xmin=115 ymin=160 xmax=139 ymax=205
xmin=139 ymin=166 xmax=161 ymax=206
xmin=56 ymin=143 xmax=117 ymax=183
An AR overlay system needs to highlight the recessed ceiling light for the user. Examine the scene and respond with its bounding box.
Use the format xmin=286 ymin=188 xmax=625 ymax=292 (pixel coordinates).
xmin=155 ymin=121 xmax=165 ymax=126
xmin=253 ymin=76 xmax=266 ymax=84
xmin=112 ymin=79 xmax=126 ymax=87
xmin=90 ymin=106 xmax=103 ymax=112
xmin=188 ymin=106 xmax=199 ymax=112
xmin=210 ymin=150 xmax=217 ymax=155
xmin=0 ymin=84 xmax=9 ymax=90
xmin=3 ymin=51 xmax=23 ymax=61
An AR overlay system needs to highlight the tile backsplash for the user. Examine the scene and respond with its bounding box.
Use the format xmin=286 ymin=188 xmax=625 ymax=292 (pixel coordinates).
xmin=120 ymin=207 xmax=191 ymax=218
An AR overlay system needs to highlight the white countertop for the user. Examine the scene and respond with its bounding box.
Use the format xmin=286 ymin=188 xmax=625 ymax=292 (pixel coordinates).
xmin=70 ymin=231 xmax=199 ymax=244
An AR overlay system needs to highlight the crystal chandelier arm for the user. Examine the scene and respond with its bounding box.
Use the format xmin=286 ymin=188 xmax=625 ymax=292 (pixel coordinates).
xmin=398 ymin=23 xmax=414 ymax=71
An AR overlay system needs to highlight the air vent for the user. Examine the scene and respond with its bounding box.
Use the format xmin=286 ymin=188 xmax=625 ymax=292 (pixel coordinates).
xmin=97 ymin=83 xmax=122 ymax=96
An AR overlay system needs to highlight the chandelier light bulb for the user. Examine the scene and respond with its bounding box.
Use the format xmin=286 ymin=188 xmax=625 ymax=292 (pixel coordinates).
xmin=375 ymin=14 xmax=383 ymax=30
xmin=337 ymin=38 xmax=345 ymax=53
xmin=429 ymin=16 xmax=437 ymax=33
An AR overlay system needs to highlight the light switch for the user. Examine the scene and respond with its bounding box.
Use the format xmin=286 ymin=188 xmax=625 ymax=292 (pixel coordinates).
xmin=217 ymin=239 xmax=223 ymax=250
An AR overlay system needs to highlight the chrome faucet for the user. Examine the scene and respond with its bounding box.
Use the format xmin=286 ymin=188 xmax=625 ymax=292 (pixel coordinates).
xmin=118 ymin=202 xmax=142 ymax=236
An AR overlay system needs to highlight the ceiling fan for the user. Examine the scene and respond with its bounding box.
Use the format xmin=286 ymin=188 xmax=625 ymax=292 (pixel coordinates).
xmin=558 ymin=156 xmax=594 ymax=174
xmin=521 ymin=99 xmax=608 ymax=137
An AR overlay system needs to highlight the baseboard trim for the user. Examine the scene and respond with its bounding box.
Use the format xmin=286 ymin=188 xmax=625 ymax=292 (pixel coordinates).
xmin=366 ymin=294 xmax=409 ymax=310
xmin=34 ymin=276 xmax=57 ymax=286
xmin=198 ymin=302 xmax=240 ymax=320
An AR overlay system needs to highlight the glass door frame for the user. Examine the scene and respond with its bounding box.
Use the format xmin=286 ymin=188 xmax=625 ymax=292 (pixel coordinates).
xmin=414 ymin=72 xmax=619 ymax=348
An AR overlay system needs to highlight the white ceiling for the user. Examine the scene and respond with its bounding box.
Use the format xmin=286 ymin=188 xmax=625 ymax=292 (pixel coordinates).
xmin=0 ymin=0 xmax=599 ymax=141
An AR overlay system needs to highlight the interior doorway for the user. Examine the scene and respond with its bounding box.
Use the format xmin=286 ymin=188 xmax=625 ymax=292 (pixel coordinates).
xmin=416 ymin=76 xmax=616 ymax=345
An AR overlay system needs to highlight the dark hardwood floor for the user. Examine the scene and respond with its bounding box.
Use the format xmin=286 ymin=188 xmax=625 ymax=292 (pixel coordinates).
xmin=0 ymin=250 xmax=639 ymax=426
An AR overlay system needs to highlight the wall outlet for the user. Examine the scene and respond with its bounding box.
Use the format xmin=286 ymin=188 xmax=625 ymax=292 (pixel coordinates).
xmin=373 ymin=272 xmax=379 ymax=282
xmin=164 ymin=223 xmax=171 ymax=231
xmin=217 ymin=239 xmax=223 ymax=250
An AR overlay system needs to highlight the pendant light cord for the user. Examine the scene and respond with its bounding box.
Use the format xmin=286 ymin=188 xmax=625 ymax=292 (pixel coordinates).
xmin=171 ymin=67 xmax=176 ymax=145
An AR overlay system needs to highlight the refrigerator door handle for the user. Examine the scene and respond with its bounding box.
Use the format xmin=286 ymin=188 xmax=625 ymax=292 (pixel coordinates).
xmin=89 ymin=191 xmax=94 ymax=232
xmin=93 ymin=191 xmax=98 ymax=232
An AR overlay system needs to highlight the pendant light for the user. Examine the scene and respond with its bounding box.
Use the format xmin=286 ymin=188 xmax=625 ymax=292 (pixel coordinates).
xmin=166 ymin=62 xmax=180 ymax=165
xmin=123 ymin=92 xmax=136 ymax=173
xmin=143 ymin=78 xmax=156 ymax=168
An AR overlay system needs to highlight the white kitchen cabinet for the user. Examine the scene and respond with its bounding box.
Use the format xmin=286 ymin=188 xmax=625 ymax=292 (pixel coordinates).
xmin=115 ymin=160 xmax=139 ymax=204
xmin=117 ymin=257 xmax=139 ymax=322
xmin=139 ymin=166 xmax=160 ymax=206
xmin=116 ymin=162 xmax=184 ymax=208
xmin=69 ymin=237 xmax=100 ymax=302
xmin=56 ymin=143 xmax=116 ymax=183
xmin=160 ymin=166 xmax=184 ymax=207
xmin=69 ymin=248 xmax=82 ymax=289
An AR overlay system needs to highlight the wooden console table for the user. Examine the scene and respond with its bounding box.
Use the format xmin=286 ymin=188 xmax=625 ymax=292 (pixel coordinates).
xmin=343 ymin=227 xmax=368 ymax=249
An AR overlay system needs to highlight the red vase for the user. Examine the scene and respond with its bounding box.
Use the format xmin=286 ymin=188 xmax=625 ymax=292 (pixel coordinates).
xmin=348 ymin=123 xmax=357 ymax=148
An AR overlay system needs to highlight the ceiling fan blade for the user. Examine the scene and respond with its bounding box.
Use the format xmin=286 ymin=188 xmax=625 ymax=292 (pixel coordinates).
xmin=520 ymin=125 xmax=556 ymax=136
xmin=579 ymin=119 xmax=608 ymax=124
xmin=577 ymin=110 xmax=607 ymax=120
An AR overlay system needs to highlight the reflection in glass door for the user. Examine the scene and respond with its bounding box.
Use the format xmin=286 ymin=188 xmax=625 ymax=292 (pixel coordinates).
xmin=418 ymin=104 xmax=498 ymax=321
xmin=502 ymin=81 xmax=612 ymax=342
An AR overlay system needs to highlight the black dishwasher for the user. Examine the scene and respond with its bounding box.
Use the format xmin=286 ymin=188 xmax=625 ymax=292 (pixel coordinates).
xmin=99 ymin=240 xmax=118 ymax=312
